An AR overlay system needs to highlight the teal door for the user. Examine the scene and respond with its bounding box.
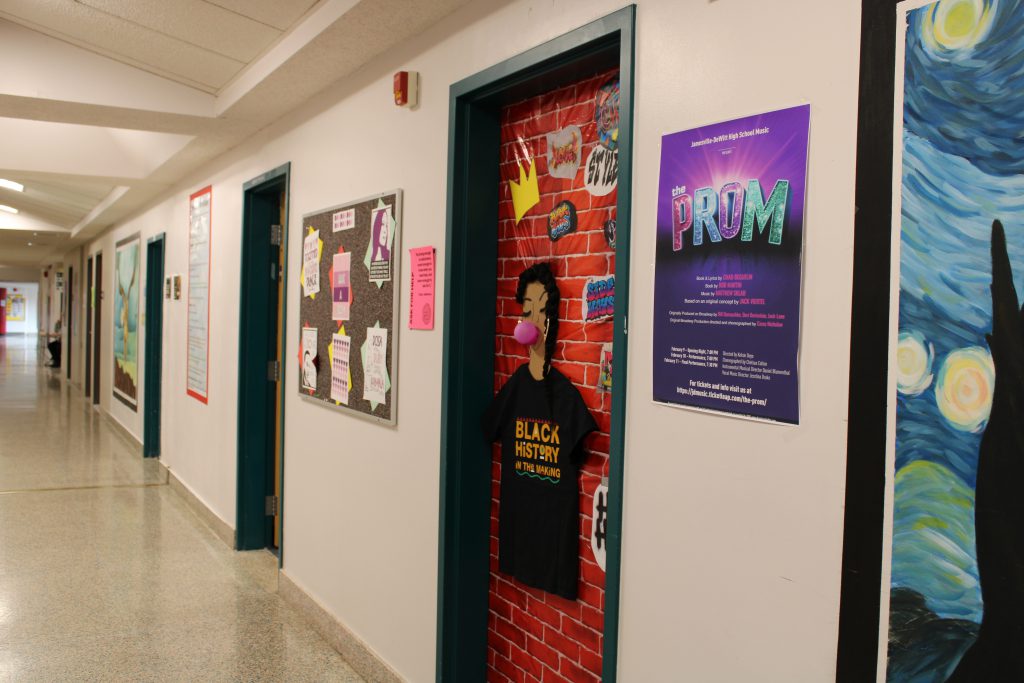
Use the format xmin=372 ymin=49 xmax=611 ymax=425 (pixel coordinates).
xmin=143 ymin=235 xmax=165 ymax=457
xmin=236 ymin=163 xmax=290 ymax=555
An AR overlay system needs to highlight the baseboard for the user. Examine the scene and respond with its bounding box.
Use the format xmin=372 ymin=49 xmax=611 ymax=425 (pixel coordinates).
xmin=278 ymin=570 xmax=404 ymax=683
xmin=101 ymin=410 xmax=143 ymax=449
xmin=162 ymin=462 xmax=236 ymax=549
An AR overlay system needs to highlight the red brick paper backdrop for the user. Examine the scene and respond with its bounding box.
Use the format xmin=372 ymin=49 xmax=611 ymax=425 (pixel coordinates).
xmin=488 ymin=69 xmax=618 ymax=683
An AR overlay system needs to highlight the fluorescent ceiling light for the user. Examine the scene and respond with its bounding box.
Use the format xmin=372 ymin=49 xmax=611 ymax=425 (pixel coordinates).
xmin=0 ymin=179 xmax=23 ymax=192
xmin=0 ymin=205 xmax=18 ymax=214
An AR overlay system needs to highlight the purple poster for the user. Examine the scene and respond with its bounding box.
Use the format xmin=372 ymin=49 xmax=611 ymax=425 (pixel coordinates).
xmin=653 ymin=105 xmax=809 ymax=424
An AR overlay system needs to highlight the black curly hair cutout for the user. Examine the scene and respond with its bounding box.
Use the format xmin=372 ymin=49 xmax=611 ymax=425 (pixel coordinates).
xmin=516 ymin=262 xmax=560 ymax=379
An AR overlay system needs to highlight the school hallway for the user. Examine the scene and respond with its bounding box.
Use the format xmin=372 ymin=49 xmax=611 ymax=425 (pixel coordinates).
xmin=0 ymin=334 xmax=363 ymax=682
xmin=0 ymin=0 xmax=896 ymax=677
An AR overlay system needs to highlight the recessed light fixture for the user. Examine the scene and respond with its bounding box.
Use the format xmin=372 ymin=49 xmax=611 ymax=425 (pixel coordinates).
xmin=0 ymin=205 xmax=18 ymax=214
xmin=26 ymin=242 xmax=33 ymax=247
xmin=0 ymin=179 xmax=24 ymax=192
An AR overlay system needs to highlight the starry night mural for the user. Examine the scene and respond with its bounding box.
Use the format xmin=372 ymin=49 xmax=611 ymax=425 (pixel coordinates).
xmin=888 ymin=1 xmax=1024 ymax=681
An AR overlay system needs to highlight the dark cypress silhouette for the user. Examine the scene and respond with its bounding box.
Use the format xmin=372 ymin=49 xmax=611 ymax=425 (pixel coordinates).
xmin=948 ymin=220 xmax=1024 ymax=681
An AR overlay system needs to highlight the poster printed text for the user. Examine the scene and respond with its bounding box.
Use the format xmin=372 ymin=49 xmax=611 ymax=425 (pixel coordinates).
xmin=652 ymin=106 xmax=809 ymax=423
xmin=187 ymin=187 xmax=211 ymax=403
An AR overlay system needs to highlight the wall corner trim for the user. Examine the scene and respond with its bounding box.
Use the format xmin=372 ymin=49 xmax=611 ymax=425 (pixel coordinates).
xmin=278 ymin=570 xmax=404 ymax=683
xmin=162 ymin=462 xmax=235 ymax=549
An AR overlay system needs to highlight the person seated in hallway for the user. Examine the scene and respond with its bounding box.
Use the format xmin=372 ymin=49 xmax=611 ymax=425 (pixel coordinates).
xmin=46 ymin=319 xmax=61 ymax=368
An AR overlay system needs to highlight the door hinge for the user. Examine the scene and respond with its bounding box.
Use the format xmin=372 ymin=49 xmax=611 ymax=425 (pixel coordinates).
xmin=265 ymin=495 xmax=278 ymax=516
xmin=270 ymin=224 xmax=283 ymax=246
xmin=267 ymin=360 xmax=280 ymax=382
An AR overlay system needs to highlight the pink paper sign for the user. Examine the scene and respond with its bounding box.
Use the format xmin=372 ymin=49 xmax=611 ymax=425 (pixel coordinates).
xmin=408 ymin=246 xmax=435 ymax=330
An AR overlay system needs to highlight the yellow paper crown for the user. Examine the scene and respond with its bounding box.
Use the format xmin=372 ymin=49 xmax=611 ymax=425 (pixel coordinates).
xmin=509 ymin=159 xmax=540 ymax=224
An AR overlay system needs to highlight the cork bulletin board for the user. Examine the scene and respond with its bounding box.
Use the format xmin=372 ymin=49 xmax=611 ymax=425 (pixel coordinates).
xmin=298 ymin=189 xmax=401 ymax=426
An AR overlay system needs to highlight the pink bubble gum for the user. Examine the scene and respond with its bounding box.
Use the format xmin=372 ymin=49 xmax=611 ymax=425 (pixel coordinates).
xmin=514 ymin=320 xmax=540 ymax=345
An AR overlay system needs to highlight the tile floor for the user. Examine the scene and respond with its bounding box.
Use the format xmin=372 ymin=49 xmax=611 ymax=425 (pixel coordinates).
xmin=0 ymin=334 xmax=364 ymax=682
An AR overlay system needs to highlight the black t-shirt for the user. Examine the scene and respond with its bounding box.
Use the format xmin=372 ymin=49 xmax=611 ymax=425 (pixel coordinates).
xmin=482 ymin=363 xmax=598 ymax=600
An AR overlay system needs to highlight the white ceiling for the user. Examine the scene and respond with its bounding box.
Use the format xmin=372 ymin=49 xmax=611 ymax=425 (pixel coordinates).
xmin=0 ymin=0 xmax=475 ymax=268
xmin=0 ymin=0 xmax=323 ymax=93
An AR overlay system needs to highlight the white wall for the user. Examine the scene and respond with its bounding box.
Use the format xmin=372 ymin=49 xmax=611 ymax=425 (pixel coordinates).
xmin=1 ymin=281 xmax=39 ymax=334
xmin=621 ymin=1 xmax=860 ymax=679
xmin=77 ymin=0 xmax=862 ymax=680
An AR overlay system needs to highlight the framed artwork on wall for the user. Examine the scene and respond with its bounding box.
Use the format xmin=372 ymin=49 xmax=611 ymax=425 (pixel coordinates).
xmin=113 ymin=234 xmax=141 ymax=411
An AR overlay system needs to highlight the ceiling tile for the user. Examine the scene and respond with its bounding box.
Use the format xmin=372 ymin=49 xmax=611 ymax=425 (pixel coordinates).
xmin=0 ymin=0 xmax=245 ymax=91
xmin=77 ymin=0 xmax=282 ymax=63
xmin=203 ymin=0 xmax=321 ymax=31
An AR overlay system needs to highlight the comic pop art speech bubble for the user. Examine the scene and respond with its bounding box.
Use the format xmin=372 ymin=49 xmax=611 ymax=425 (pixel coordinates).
xmin=585 ymin=146 xmax=618 ymax=197
xmin=545 ymin=125 xmax=582 ymax=180
xmin=595 ymin=78 xmax=620 ymax=151
xmin=547 ymin=200 xmax=578 ymax=241
xmin=604 ymin=218 xmax=616 ymax=250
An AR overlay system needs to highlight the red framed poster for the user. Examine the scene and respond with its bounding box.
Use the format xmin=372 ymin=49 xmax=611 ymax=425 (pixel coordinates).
xmin=187 ymin=185 xmax=212 ymax=404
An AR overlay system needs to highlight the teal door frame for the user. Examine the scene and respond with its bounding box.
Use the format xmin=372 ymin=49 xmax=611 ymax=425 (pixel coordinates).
xmin=143 ymin=233 xmax=166 ymax=457
xmin=85 ymin=256 xmax=93 ymax=397
xmin=436 ymin=7 xmax=635 ymax=681
xmin=92 ymin=252 xmax=102 ymax=406
xmin=236 ymin=163 xmax=290 ymax=557
xmin=66 ymin=266 xmax=73 ymax=380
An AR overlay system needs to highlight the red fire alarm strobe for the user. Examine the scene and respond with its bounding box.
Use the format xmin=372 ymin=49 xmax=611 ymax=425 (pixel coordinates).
xmin=393 ymin=71 xmax=418 ymax=107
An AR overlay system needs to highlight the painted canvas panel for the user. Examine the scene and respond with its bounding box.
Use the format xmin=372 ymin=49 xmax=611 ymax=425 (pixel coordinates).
xmin=113 ymin=236 xmax=140 ymax=410
xmin=887 ymin=1 xmax=1024 ymax=680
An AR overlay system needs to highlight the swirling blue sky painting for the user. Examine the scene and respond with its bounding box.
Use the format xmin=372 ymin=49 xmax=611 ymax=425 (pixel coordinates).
xmin=888 ymin=1 xmax=1024 ymax=681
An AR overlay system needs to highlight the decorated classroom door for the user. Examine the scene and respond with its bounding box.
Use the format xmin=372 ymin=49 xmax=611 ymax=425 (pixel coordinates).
xmin=488 ymin=69 xmax=619 ymax=683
